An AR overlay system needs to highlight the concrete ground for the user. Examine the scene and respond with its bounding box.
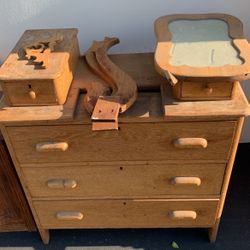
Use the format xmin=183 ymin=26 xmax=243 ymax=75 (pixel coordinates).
xmin=0 ymin=144 xmax=249 ymax=250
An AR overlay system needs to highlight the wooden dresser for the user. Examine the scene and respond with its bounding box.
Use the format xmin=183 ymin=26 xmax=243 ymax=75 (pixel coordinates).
xmin=0 ymin=53 xmax=249 ymax=244
xmin=0 ymin=134 xmax=35 ymax=232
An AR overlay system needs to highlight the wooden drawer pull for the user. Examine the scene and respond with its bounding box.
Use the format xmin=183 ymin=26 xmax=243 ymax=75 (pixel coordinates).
xmin=204 ymin=86 xmax=213 ymax=94
xmin=56 ymin=211 xmax=83 ymax=221
xmin=29 ymin=90 xmax=36 ymax=99
xmin=47 ymin=179 xmax=77 ymax=189
xmin=173 ymin=138 xmax=208 ymax=149
xmin=170 ymin=210 xmax=197 ymax=220
xmin=171 ymin=177 xmax=201 ymax=186
xmin=36 ymin=142 xmax=68 ymax=152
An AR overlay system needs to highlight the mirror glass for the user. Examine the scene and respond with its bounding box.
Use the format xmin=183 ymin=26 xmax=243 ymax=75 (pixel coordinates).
xmin=169 ymin=19 xmax=243 ymax=67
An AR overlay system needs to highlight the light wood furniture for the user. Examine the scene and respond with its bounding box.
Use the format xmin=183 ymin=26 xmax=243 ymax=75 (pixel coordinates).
xmin=0 ymin=29 xmax=80 ymax=106
xmin=0 ymin=53 xmax=249 ymax=244
xmin=154 ymin=14 xmax=250 ymax=100
xmin=0 ymin=133 xmax=36 ymax=232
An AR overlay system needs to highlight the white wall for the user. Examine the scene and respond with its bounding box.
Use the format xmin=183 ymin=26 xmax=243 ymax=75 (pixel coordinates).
xmin=0 ymin=0 xmax=250 ymax=141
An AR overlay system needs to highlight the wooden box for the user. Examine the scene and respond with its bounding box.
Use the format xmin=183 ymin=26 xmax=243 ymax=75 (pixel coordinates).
xmin=0 ymin=29 xmax=80 ymax=106
xmin=154 ymin=14 xmax=250 ymax=100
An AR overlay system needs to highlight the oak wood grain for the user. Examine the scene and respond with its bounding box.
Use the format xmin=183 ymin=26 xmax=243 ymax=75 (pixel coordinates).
xmin=22 ymin=163 xmax=226 ymax=198
xmin=33 ymin=199 xmax=219 ymax=229
xmin=7 ymin=121 xmax=235 ymax=164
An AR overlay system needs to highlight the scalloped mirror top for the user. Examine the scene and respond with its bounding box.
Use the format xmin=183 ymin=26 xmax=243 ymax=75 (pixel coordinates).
xmin=169 ymin=19 xmax=243 ymax=67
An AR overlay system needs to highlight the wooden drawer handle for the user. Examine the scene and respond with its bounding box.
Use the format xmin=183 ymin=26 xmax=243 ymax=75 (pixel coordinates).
xmin=36 ymin=142 xmax=68 ymax=152
xmin=173 ymin=138 xmax=208 ymax=149
xmin=204 ymin=86 xmax=213 ymax=94
xmin=171 ymin=177 xmax=201 ymax=186
xmin=56 ymin=211 xmax=83 ymax=221
xmin=170 ymin=210 xmax=197 ymax=220
xmin=47 ymin=179 xmax=77 ymax=189
xmin=29 ymin=90 xmax=36 ymax=99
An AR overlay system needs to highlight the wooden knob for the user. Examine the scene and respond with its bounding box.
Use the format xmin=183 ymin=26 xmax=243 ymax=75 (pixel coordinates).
xmin=36 ymin=142 xmax=68 ymax=152
xmin=29 ymin=90 xmax=36 ymax=99
xmin=47 ymin=179 xmax=77 ymax=189
xmin=171 ymin=177 xmax=201 ymax=186
xmin=56 ymin=211 xmax=83 ymax=221
xmin=204 ymin=85 xmax=213 ymax=94
xmin=63 ymin=179 xmax=77 ymax=189
xmin=173 ymin=138 xmax=208 ymax=149
xmin=170 ymin=210 xmax=197 ymax=220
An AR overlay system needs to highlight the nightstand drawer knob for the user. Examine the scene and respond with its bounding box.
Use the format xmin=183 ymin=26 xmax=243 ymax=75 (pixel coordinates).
xmin=204 ymin=85 xmax=213 ymax=94
xmin=56 ymin=211 xmax=83 ymax=221
xmin=36 ymin=142 xmax=68 ymax=152
xmin=171 ymin=177 xmax=201 ymax=186
xmin=170 ymin=210 xmax=197 ymax=220
xmin=47 ymin=179 xmax=77 ymax=189
xmin=29 ymin=90 xmax=36 ymax=100
xmin=173 ymin=138 xmax=208 ymax=149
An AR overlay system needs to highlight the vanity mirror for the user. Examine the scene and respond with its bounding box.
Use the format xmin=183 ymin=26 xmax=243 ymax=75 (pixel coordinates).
xmin=154 ymin=14 xmax=250 ymax=100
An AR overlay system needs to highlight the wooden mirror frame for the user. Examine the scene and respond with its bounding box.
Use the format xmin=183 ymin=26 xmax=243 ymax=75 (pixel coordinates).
xmin=154 ymin=14 xmax=250 ymax=82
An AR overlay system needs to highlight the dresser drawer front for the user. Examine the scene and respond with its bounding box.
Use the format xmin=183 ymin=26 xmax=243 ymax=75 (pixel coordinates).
xmin=33 ymin=199 xmax=218 ymax=229
xmin=180 ymin=81 xmax=233 ymax=100
xmin=2 ymin=80 xmax=57 ymax=106
xmin=7 ymin=121 xmax=235 ymax=164
xmin=23 ymin=163 xmax=225 ymax=198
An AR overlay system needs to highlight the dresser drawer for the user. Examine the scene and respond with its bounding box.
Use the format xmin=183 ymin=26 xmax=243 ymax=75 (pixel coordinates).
xmin=23 ymin=163 xmax=225 ymax=198
xmin=175 ymin=81 xmax=234 ymax=100
xmin=33 ymin=199 xmax=218 ymax=229
xmin=7 ymin=121 xmax=235 ymax=164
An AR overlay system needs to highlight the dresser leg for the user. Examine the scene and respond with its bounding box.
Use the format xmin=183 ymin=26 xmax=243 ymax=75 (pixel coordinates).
xmin=208 ymin=218 xmax=220 ymax=243
xmin=39 ymin=228 xmax=50 ymax=244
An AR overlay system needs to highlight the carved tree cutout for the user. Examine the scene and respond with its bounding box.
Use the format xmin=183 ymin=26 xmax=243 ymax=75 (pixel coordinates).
xmin=24 ymin=35 xmax=63 ymax=69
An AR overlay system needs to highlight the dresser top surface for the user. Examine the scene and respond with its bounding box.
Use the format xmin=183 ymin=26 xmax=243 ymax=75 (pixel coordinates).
xmin=0 ymin=53 xmax=249 ymax=125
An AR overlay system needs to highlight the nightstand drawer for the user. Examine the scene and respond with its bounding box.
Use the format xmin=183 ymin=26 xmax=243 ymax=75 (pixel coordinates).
xmin=33 ymin=199 xmax=219 ymax=229
xmin=176 ymin=81 xmax=234 ymax=100
xmin=23 ymin=163 xmax=225 ymax=198
xmin=7 ymin=121 xmax=235 ymax=164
